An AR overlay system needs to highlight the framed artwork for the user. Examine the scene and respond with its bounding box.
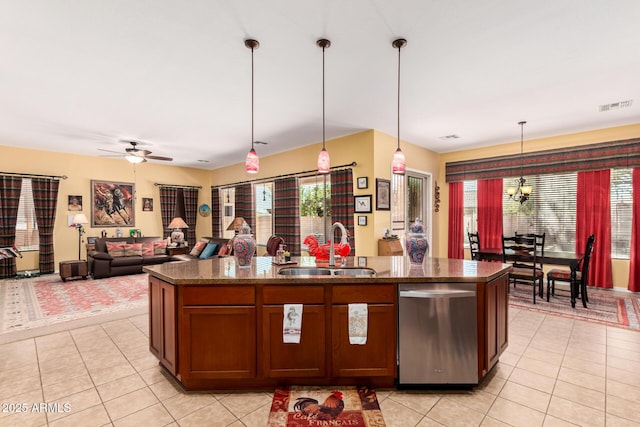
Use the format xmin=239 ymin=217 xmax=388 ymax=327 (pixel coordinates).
xmin=86 ymin=237 xmax=98 ymax=245
xmin=358 ymin=215 xmax=367 ymax=226
xmin=357 ymin=176 xmax=368 ymax=189
xmin=357 ymin=256 xmax=367 ymax=267
xmin=68 ymin=195 xmax=83 ymax=211
xmin=142 ymin=198 xmax=153 ymax=212
xmin=376 ymin=178 xmax=391 ymax=210
xmin=354 ymin=195 xmax=372 ymax=213
xmin=91 ymin=180 xmax=135 ymax=227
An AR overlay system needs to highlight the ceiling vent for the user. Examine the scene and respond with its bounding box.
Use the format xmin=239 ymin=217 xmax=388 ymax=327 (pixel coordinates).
xmin=599 ymin=99 xmax=633 ymax=112
xmin=439 ymin=134 xmax=461 ymax=140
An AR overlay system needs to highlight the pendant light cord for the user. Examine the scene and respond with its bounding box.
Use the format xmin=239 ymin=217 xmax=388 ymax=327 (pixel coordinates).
xmin=519 ymin=121 xmax=526 ymax=178
xmin=251 ymin=45 xmax=255 ymax=151
xmin=322 ymin=44 xmax=326 ymax=150
xmin=397 ymin=43 xmax=401 ymax=151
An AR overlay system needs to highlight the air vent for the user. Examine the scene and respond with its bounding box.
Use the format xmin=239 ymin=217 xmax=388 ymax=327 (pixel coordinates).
xmin=439 ymin=134 xmax=460 ymax=140
xmin=599 ymin=99 xmax=633 ymax=112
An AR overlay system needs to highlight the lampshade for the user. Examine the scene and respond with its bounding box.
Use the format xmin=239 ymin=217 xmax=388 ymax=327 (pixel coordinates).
xmin=392 ymin=148 xmax=406 ymax=174
xmin=72 ymin=213 xmax=89 ymax=226
xmin=317 ymin=148 xmax=330 ymax=174
xmin=168 ymin=217 xmax=188 ymax=229
xmin=245 ymin=148 xmax=259 ymax=174
xmin=226 ymin=216 xmax=246 ymax=232
xmin=125 ymin=154 xmax=145 ymax=164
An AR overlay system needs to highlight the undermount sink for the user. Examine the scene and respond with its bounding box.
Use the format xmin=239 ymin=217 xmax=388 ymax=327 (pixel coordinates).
xmin=278 ymin=267 xmax=376 ymax=278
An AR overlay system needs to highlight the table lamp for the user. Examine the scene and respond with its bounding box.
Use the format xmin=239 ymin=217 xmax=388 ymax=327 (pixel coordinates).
xmin=71 ymin=213 xmax=89 ymax=260
xmin=168 ymin=217 xmax=189 ymax=246
xmin=226 ymin=217 xmax=246 ymax=235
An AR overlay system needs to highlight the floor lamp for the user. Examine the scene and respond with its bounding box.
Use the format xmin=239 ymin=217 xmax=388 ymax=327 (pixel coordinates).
xmin=72 ymin=213 xmax=89 ymax=260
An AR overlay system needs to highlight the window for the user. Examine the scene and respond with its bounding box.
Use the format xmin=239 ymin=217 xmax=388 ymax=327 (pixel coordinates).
xmin=611 ymin=168 xmax=632 ymax=258
xmin=299 ymin=176 xmax=330 ymax=245
xmin=254 ymin=182 xmax=273 ymax=249
xmin=462 ymin=168 xmax=632 ymax=258
xmin=15 ymin=179 xmax=39 ymax=251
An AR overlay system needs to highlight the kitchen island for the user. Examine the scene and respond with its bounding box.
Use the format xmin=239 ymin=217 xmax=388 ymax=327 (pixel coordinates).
xmin=144 ymin=256 xmax=510 ymax=390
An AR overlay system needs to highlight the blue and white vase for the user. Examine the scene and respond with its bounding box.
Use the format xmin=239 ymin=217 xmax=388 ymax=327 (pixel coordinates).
xmin=405 ymin=218 xmax=428 ymax=265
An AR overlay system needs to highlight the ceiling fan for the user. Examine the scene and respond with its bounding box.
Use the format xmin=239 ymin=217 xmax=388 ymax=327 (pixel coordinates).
xmin=98 ymin=140 xmax=173 ymax=164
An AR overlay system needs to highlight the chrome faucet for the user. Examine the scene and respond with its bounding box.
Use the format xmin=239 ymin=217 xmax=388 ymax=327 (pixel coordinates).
xmin=329 ymin=222 xmax=348 ymax=267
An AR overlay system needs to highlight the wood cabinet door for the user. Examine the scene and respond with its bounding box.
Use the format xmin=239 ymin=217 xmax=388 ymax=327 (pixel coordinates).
xmin=181 ymin=306 xmax=256 ymax=380
xmin=148 ymin=277 xmax=177 ymax=374
xmin=331 ymin=304 xmax=396 ymax=378
xmin=485 ymin=274 xmax=509 ymax=371
xmin=262 ymin=305 xmax=326 ymax=378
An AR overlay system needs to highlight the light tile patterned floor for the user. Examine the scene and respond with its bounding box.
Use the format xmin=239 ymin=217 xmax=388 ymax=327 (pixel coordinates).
xmin=1 ymin=305 xmax=640 ymax=426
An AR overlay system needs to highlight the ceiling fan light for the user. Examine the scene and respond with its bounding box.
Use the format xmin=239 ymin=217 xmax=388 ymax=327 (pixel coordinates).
xmin=317 ymin=148 xmax=330 ymax=174
xmin=392 ymin=148 xmax=406 ymax=175
xmin=245 ymin=148 xmax=259 ymax=174
xmin=125 ymin=154 xmax=144 ymax=164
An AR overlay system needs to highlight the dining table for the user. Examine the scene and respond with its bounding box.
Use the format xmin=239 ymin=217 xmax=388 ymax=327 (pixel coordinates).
xmin=477 ymin=248 xmax=583 ymax=307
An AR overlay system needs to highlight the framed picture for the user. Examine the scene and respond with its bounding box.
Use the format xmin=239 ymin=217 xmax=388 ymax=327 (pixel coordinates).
xmin=68 ymin=195 xmax=83 ymax=211
xmin=142 ymin=198 xmax=153 ymax=211
xmin=376 ymin=178 xmax=391 ymax=210
xmin=357 ymin=256 xmax=367 ymax=267
xmin=358 ymin=215 xmax=367 ymax=226
xmin=90 ymin=180 xmax=135 ymax=227
xmin=357 ymin=176 xmax=368 ymax=189
xmin=354 ymin=195 xmax=372 ymax=213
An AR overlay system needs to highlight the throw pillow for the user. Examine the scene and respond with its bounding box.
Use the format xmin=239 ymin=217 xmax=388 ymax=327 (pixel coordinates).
xmin=123 ymin=243 xmax=143 ymax=256
xmin=189 ymin=239 xmax=209 ymax=257
xmin=141 ymin=241 xmax=154 ymax=257
xmin=199 ymin=243 xmax=218 ymax=259
xmin=153 ymin=240 xmax=168 ymax=255
xmin=106 ymin=242 xmax=126 ymax=257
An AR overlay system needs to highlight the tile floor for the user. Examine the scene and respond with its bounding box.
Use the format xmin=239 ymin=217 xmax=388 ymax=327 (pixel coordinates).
xmin=1 ymin=305 xmax=640 ymax=426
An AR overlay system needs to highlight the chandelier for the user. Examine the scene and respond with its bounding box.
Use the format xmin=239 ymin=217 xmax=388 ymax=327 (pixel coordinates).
xmin=506 ymin=121 xmax=532 ymax=204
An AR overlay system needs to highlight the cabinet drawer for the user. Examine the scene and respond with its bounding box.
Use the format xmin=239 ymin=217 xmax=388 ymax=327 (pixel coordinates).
xmin=182 ymin=286 xmax=255 ymax=306
xmin=263 ymin=286 xmax=324 ymax=304
xmin=332 ymin=284 xmax=395 ymax=304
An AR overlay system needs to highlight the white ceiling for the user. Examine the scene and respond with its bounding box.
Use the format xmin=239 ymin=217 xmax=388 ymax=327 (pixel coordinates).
xmin=1 ymin=0 xmax=639 ymax=169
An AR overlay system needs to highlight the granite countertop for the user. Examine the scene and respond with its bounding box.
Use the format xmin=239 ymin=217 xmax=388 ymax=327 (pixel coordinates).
xmin=144 ymin=256 xmax=511 ymax=285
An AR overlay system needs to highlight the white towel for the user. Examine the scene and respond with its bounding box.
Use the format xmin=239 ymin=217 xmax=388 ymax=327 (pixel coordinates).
xmin=283 ymin=304 xmax=303 ymax=344
xmin=348 ymin=303 xmax=368 ymax=345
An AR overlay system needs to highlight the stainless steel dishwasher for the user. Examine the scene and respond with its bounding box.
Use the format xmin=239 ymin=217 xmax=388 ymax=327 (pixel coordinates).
xmin=398 ymin=282 xmax=478 ymax=385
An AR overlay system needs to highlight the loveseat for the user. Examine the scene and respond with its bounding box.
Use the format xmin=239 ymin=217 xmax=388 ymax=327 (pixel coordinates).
xmin=88 ymin=237 xmax=173 ymax=279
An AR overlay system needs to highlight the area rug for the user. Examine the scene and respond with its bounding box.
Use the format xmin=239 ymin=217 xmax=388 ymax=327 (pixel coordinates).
xmin=509 ymin=284 xmax=640 ymax=330
xmin=0 ymin=273 xmax=148 ymax=334
xmin=267 ymin=386 xmax=385 ymax=427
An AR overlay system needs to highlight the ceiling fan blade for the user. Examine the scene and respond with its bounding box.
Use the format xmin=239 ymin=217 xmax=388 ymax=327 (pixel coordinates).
xmin=144 ymin=155 xmax=173 ymax=161
xmin=98 ymin=148 xmax=125 ymax=155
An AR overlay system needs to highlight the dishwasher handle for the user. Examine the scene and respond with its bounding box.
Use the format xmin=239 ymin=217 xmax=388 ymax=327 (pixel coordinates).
xmin=399 ymin=289 xmax=476 ymax=299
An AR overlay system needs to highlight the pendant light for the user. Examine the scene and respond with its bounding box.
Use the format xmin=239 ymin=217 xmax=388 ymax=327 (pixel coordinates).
xmin=392 ymin=38 xmax=407 ymax=174
xmin=506 ymin=121 xmax=532 ymax=204
xmin=317 ymin=38 xmax=331 ymax=174
xmin=245 ymin=39 xmax=260 ymax=174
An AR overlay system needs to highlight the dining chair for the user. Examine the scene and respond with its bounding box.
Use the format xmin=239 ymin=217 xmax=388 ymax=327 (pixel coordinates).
xmin=546 ymin=234 xmax=596 ymax=308
xmin=502 ymin=234 xmax=544 ymax=303
xmin=468 ymin=232 xmax=480 ymax=261
xmin=516 ymin=231 xmax=545 ymax=274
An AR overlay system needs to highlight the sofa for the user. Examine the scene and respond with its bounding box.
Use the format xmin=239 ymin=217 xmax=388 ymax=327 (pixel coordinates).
xmin=169 ymin=237 xmax=232 ymax=261
xmin=88 ymin=236 xmax=174 ymax=279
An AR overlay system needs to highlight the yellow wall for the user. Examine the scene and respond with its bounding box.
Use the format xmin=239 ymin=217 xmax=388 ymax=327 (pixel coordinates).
xmin=437 ymin=123 xmax=640 ymax=289
xmin=210 ymin=130 xmax=442 ymax=256
xmin=0 ymin=145 xmax=213 ymax=271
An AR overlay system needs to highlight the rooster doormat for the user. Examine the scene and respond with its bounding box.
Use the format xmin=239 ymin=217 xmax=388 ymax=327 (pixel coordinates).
xmin=267 ymin=385 xmax=386 ymax=426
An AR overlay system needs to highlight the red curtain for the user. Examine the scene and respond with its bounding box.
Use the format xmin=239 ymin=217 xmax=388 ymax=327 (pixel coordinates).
xmin=577 ymin=170 xmax=613 ymax=288
xmin=629 ymin=168 xmax=640 ymax=292
xmin=477 ymin=179 xmax=503 ymax=250
xmin=448 ymin=182 xmax=464 ymax=259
